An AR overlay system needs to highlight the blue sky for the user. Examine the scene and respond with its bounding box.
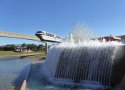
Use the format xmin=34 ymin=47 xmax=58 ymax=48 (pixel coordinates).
xmin=0 ymin=0 xmax=125 ymax=45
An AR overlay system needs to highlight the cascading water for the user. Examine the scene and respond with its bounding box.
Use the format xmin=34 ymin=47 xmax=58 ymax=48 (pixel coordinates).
xmin=41 ymin=41 xmax=124 ymax=89
xmin=40 ymin=24 xmax=125 ymax=89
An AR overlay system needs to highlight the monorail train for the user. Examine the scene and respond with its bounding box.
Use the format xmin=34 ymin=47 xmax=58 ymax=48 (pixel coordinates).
xmin=35 ymin=31 xmax=62 ymax=42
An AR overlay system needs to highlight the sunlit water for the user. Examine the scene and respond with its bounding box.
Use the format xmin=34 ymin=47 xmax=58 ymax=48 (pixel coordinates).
xmin=0 ymin=57 xmax=34 ymax=90
xmin=27 ymin=63 xmax=94 ymax=90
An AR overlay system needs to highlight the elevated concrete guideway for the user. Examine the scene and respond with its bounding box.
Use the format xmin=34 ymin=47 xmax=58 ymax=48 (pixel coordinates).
xmin=0 ymin=31 xmax=60 ymax=54
xmin=0 ymin=31 xmax=40 ymax=41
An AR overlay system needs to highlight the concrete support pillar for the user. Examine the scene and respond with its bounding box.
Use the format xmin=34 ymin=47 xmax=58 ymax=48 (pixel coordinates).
xmin=45 ymin=42 xmax=48 ymax=55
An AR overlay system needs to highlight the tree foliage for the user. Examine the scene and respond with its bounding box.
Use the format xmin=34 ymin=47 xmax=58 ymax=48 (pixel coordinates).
xmin=0 ymin=43 xmax=45 ymax=51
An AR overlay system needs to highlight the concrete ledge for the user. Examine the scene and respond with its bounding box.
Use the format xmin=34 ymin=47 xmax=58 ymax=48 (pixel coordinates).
xmin=20 ymin=64 xmax=31 ymax=90
xmin=21 ymin=80 xmax=27 ymax=90
xmin=20 ymin=61 xmax=45 ymax=90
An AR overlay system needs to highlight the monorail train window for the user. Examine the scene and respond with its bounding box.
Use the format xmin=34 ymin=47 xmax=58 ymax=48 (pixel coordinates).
xmin=41 ymin=31 xmax=46 ymax=34
xmin=56 ymin=36 xmax=61 ymax=39
xmin=49 ymin=33 xmax=51 ymax=36
xmin=46 ymin=33 xmax=49 ymax=36
xmin=46 ymin=33 xmax=54 ymax=37
xmin=50 ymin=34 xmax=52 ymax=37
xmin=51 ymin=34 xmax=54 ymax=37
xmin=36 ymin=31 xmax=45 ymax=35
xmin=36 ymin=31 xmax=42 ymax=33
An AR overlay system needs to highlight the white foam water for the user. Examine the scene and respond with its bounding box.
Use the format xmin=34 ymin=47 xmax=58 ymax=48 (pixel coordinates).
xmin=40 ymin=41 xmax=124 ymax=89
xmin=40 ymin=23 xmax=124 ymax=89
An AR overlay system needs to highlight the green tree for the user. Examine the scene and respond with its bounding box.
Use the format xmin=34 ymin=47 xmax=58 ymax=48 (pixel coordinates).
xmin=4 ymin=44 xmax=15 ymax=51
xmin=27 ymin=44 xmax=37 ymax=51
xmin=21 ymin=43 xmax=27 ymax=47
xmin=37 ymin=44 xmax=44 ymax=51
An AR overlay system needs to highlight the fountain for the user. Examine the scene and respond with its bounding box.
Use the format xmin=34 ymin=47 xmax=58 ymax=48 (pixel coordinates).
xmin=38 ymin=24 xmax=125 ymax=90
xmin=41 ymin=41 xmax=125 ymax=89
xmin=25 ymin=24 xmax=125 ymax=90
